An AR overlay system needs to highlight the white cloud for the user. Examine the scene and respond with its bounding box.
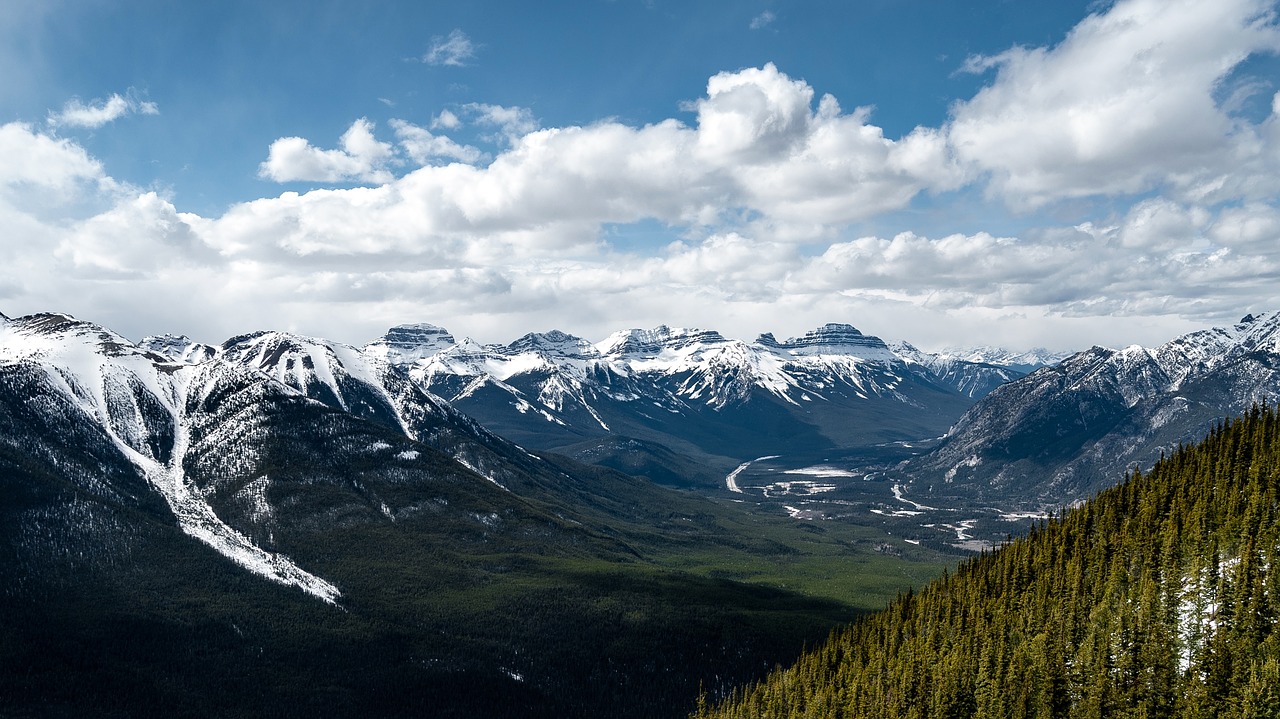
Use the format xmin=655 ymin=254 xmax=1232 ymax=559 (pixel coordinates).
xmin=390 ymin=119 xmax=486 ymax=166
xmin=48 ymin=91 xmax=160 ymax=129
xmin=6 ymin=1 xmax=1280 ymax=354
xmin=432 ymin=109 xmax=462 ymax=130
xmin=241 ymin=64 xmax=956 ymax=253
xmin=750 ymin=10 xmax=776 ymax=30
xmin=694 ymin=64 xmax=814 ymax=164
xmin=1 ymin=112 xmax=1272 ymax=353
xmin=258 ymin=118 xmax=396 ymax=183
xmin=948 ymin=0 xmax=1280 ymax=208
xmin=55 ymin=192 xmax=212 ymax=279
xmin=0 ymin=122 xmax=104 ymax=190
xmin=423 ymin=29 xmax=475 ymax=67
xmin=463 ymin=103 xmax=539 ymax=145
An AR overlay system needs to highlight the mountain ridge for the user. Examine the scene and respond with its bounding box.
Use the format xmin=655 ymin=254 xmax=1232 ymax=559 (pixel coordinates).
xmin=362 ymin=320 xmax=1058 ymax=477
xmin=903 ymin=312 xmax=1280 ymax=505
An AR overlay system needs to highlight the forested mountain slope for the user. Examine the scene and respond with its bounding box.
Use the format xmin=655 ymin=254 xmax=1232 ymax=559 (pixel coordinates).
xmin=697 ymin=405 xmax=1280 ymax=718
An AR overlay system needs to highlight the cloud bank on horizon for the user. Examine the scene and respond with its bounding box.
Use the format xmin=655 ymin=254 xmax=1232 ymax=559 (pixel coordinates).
xmin=2 ymin=0 xmax=1280 ymax=352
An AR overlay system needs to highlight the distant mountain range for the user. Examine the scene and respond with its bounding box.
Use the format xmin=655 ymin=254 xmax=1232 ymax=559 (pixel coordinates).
xmin=903 ymin=312 xmax=1280 ymax=506
xmin=364 ymin=322 xmax=1061 ymax=482
xmin=14 ymin=305 xmax=1280 ymax=513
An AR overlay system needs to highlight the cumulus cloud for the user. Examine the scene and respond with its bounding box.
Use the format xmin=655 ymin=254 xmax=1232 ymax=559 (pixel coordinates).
xmin=3 ymin=110 xmax=1278 ymax=352
xmin=258 ymin=118 xmax=396 ymax=183
xmin=245 ymin=64 xmax=958 ymax=236
xmin=948 ymin=0 xmax=1280 ymax=208
xmin=55 ymin=192 xmax=212 ymax=279
xmin=0 ymin=122 xmax=105 ymax=190
xmin=6 ymin=0 xmax=1280 ymax=352
xmin=391 ymin=119 xmax=486 ymax=166
xmin=48 ymin=91 xmax=159 ymax=129
xmin=423 ymin=29 xmax=475 ymax=67
xmin=432 ymin=109 xmax=462 ymax=130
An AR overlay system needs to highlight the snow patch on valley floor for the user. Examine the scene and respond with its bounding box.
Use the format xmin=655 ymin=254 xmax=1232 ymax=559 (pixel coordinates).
xmin=998 ymin=511 xmax=1049 ymax=522
xmin=724 ymin=455 xmax=780 ymax=494
xmin=761 ymin=480 xmax=837 ymax=497
xmin=783 ymin=466 xmax=858 ymax=478
xmin=891 ymin=483 xmax=937 ymax=511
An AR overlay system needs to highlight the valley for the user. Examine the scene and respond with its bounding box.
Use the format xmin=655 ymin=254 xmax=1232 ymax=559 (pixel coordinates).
xmin=5 ymin=309 xmax=1280 ymax=717
xmin=713 ymin=445 xmax=1049 ymax=557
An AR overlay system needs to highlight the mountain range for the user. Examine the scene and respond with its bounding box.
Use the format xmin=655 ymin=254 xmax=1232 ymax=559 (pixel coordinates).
xmin=0 ymin=309 xmax=956 ymax=717
xmin=9 ymin=306 xmax=1280 ymax=716
xmin=364 ymin=322 xmax=1057 ymax=485
xmin=903 ymin=312 xmax=1280 ymax=506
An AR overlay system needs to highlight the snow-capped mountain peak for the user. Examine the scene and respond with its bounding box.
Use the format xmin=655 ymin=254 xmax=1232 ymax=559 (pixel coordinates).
xmin=507 ymin=330 xmax=601 ymax=360
xmin=139 ymin=333 xmax=219 ymax=364
xmin=757 ymin=323 xmax=897 ymax=361
xmin=0 ymin=313 xmax=341 ymax=602
xmin=362 ymin=320 xmax=1047 ymax=457
xmin=910 ymin=311 xmax=1280 ymax=504
xmin=364 ymin=323 xmax=457 ymax=364
xmin=931 ymin=345 xmax=1071 ymax=372
xmin=595 ymin=325 xmax=731 ymax=357
xmin=217 ymin=330 xmax=411 ymax=434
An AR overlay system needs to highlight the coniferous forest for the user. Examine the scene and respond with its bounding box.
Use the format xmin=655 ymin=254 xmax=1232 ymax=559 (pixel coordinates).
xmin=696 ymin=405 xmax=1280 ymax=719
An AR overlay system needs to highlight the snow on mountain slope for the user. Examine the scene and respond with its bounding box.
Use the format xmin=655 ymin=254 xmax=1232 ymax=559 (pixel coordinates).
xmin=906 ymin=313 xmax=1280 ymax=504
xmin=382 ymin=322 xmax=977 ymax=415
xmin=934 ymin=346 xmax=1071 ymax=373
xmin=218 ymin=330 xmax=412 ymax=435
xmin=890 ymin=341 xmax=1032 ymax=399
xmin=0 ymin=313 xmax=340 ymax=602
xmin=139 ymin=333 xmax=218 ymax=364
xmin=363 ymin=321 xmax=1044 ymax=466
xmin=363 ymin=323 xmax=458 ymax=364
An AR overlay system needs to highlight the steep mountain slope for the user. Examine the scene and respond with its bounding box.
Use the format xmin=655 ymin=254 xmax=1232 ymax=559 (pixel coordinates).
xmin=368 ymin=322 xmax=1037 ymax=479
xmin=698 ymin=406 xmax=1280 ymax=718
xmin=1 ymin=310 xmax=956 ymax=718
xmin=905 ymin=313 xmax=1280 ymax=505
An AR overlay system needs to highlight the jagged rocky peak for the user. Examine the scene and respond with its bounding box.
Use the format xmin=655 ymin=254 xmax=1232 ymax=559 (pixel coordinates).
xmin=506 ymin=330 xmax=600 ymax=359
xmin=13 ymin=312 xmax=86 ymax=335
xmin=221 ymin=330 xmax=379 ymax=371
xmin=219 ymin=331 xmax=343 ymax=375
xmin=757 ymin=323 xmax=891 ymax=356
xmin=0 ymin=312 xmax=147 ymax=360
xmin=1234 ymin=312 xmax=1280 ymax=349
xmin=597 ymin=326 xmax=729 ymax=356
xmin=365 ymin=323 xmax=457 ymax=364
xmin=139 ymin=333 xmax=218 ymax=364
xmin=886 ymin=340 xmax=930 ymax=365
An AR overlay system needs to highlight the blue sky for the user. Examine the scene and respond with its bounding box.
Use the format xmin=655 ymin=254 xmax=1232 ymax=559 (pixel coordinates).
xmin=3 ymin=0 xmax=1280 ymax=351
